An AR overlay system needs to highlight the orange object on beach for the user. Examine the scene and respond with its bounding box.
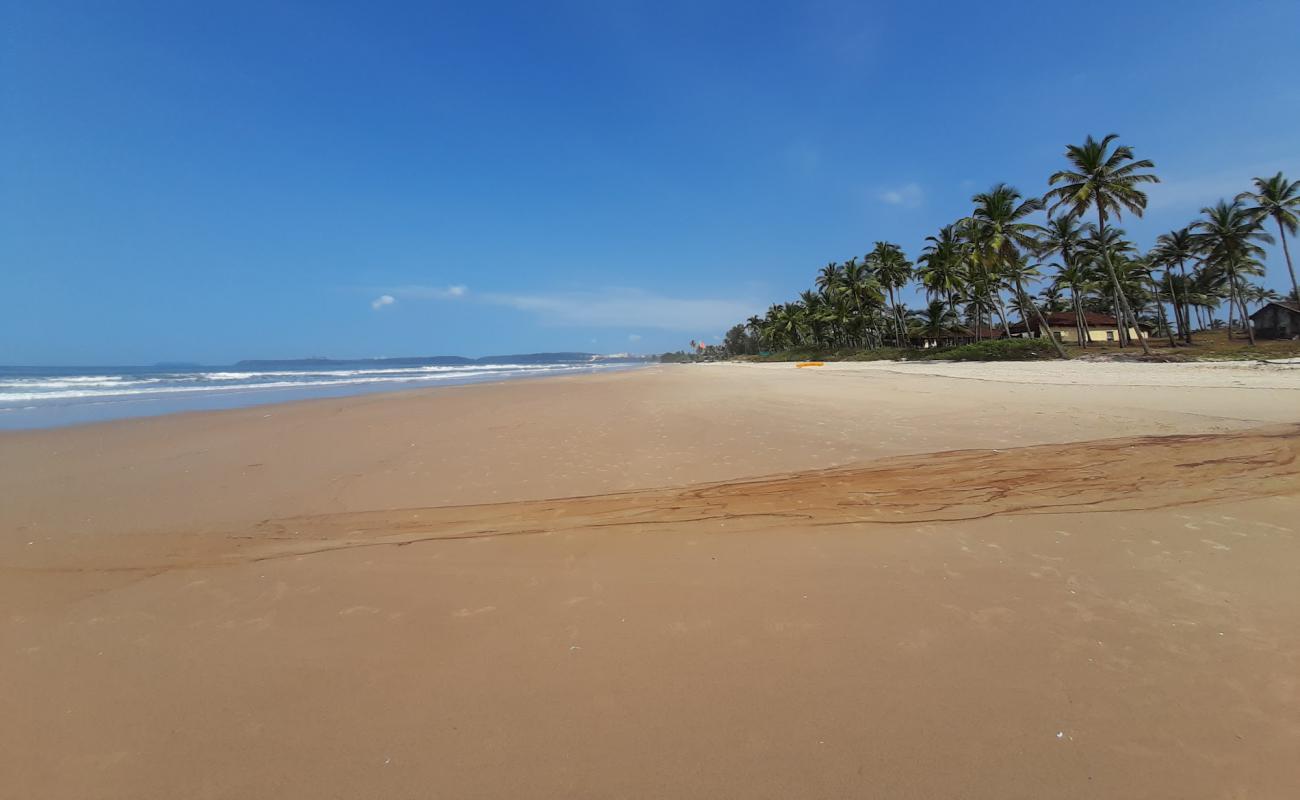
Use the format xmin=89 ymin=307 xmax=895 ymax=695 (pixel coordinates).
xmin=795 ymin=362 xmax=825 ymax=368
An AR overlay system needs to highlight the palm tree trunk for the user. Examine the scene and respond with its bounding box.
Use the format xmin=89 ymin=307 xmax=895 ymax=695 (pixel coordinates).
xmin=885 ymin=287 xmax=895 ymax=347
xmin=1096 ymin=209 xmax=1152 ymax=355
xmin=1228 ymin=270 xmax=1255 ymax=346
xmin=849 ymin=288 xmax=866 ymax=349
xmin=1014 ymin=288 xmax=1029 ymax=330
xmin=1018 ymin=278 xmax=1067 ymax=358
xmin=1163 ymin=271 xmax=1182 ymax=346
xmin=1072 ymin=290 xmax=1088 ymax=348
xmin=1112 ymin=288 xmax=1126 ymax=347
xmin=1279 ymin=218 xmax=1300 ymax=302
xmin=1176 ymin=260 xmax=1194 ymax=343
xmin=1153 ymin=278 xmax=1175 ymax=348
xmin=993 ymin=292 xmax=1012 ymax=337
xmin=1227 ymin=290 xmax=1235 ymax=340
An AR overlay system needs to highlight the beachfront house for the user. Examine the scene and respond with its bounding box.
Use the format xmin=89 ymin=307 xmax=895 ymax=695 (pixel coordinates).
xmin=1249 ymin=300 xmax=1300 ymax=339
xmin=909 ymin=326 xmax=981 ymax=349
xmin=1007 ymin=311 xmax=1149 ymax=344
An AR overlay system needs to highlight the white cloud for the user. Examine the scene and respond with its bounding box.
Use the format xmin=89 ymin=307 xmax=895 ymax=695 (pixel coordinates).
xmin=366 ymin=284 xmax=754 ymax=335
xmin=878 ymin=182 xmax=924 ymax=209
xmin=481 ymin=288 xmax=755 ymax=332
xmin=386 ymin=284 xmax=467 ymax=300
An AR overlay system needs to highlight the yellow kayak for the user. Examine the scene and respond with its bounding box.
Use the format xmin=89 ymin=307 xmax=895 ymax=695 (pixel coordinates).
xmin=795 ymin=362 xmax=825 ymax=368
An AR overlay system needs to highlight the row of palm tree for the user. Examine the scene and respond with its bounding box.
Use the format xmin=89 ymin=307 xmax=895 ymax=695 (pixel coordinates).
xmin=727 ymin=134 xmax=1299 ymax=356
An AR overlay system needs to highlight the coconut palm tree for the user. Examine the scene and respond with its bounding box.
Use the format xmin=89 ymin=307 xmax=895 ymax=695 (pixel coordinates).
xmin=965 ymin=184 xmax=1067 ymax=357
xmin=917 ymin=225 xmax=967 ymax=319
xmin=1237 ymin=172 xmax=1300 ymax=302
xmin=1037 ymin=282 xmax=1067 ymax=313
xmin=1079 ymin=226 xmax=1143 ymax=345
xmin=1153 ymin=227 xmax=1197 ymax=342
xmin=867 ymin=241 xmax=913 ymax=347
xmin=744 ymin=315 xmax=763 ymax=350
xmin=1039 ymin=215 xmax=1095 ymax=347
xmin=1133 ymin=252 xmax=1179 ymax=347
xmin=1039 ymin=216 xmax=1092 ymax=283
xmin=1146 ymin=247 xmax=1185 ymax=346
xmin=1193 ymin=199 xmax=1274 ymax=345
xmin=1052 ymin=261 xmax=1095 ymax=347
xmin=835 ymin=258 xmax=882 ymax=347
xmin=1189 ymin=267 xmax=1227 ymax=332
xmin=825 ymin=294 xmax=857 ymax=348
xmin=1005 ymin=253 xmax=1069 ymax=358
xmin=798 ymin=290 xmax=829 ymax=349
xmin=1220 ymin=258 xmax=1267 ymax=342
xmin=1241 ymin=282 xmax=1280 ymax=307
xmin=959 ymin=269 xmax=996 ymax=340
xmin=971 ymin=183 xmax=1045 ymax=255
xmin=909 ymin=299 xmax=959 ymax=342
xmin=1046 ymin=134 xmax=1159 ymax=354
xmin=770 ymin=303 xmax=806 ymax=349
xmin=815 ymin=262 xmax=843 ymax=298
xmin=954 ymin=216 xmax=1012 ymax=338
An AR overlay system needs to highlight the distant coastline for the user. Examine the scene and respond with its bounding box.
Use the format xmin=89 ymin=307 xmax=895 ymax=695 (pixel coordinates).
xmin=233 ymin=352 xmax=650 ymax=368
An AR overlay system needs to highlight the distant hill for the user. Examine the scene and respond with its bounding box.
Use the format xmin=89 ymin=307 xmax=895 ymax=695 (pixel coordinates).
xmin=231 ymin=352 xmax=647 ymax=369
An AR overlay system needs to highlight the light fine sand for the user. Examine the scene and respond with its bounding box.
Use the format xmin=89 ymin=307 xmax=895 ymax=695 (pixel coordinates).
xmin=2 ymin=361 xmax=1299 ymax=798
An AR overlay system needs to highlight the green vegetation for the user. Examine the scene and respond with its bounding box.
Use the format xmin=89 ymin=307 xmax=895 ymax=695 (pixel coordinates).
xmin=747 ymin=339 xmax=1055 ymax=364
xmin=914 ymin=339 xmax=1057 ymax=362
xmin=747 ymin=347 xmax=905 ymax=363
xmin=1237 ymin=173 xmax=1300 ymax=303
xmin=1115 ymin=329 xmax=1300 ymax=361
xmin=722 ymin=134 xmax=1297 ymax=363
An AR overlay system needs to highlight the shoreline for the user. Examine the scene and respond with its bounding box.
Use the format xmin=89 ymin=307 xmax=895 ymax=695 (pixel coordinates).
xmin=4 ymin=356 xmax=1297 ymax=436
xmin=0 ymin=362 xmax=648 ymax=433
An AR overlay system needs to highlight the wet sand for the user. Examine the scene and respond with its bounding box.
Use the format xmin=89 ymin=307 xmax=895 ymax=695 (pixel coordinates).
xmin=3 ymin=362 xmax=1299 ymax=798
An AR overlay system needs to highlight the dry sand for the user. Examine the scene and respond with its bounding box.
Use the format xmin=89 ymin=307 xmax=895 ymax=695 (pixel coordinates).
xmin=3 ymin=361 xmax=1299 ymax=798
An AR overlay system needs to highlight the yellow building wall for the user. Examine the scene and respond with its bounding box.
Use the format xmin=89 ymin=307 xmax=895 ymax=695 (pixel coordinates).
xmin=1044 ymin=326 xmax=1144 ymax=343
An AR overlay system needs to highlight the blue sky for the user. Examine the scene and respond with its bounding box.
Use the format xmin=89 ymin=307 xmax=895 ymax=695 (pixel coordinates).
xmin=3 ymin=0 xmax=1299 ymax=364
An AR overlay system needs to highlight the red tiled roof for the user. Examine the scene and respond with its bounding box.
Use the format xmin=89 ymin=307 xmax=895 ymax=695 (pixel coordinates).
xmin=1009 ymin=311 xmax=1152 ymax=333
xmin=908 ymin=326 xmax=991 ymax=340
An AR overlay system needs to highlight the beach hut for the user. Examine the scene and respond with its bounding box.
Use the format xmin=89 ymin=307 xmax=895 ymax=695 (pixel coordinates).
xmin=909 ymin=326 xmax=981 ymax=349
xmin=1249 ymin=300 xmax=1300 ymax=339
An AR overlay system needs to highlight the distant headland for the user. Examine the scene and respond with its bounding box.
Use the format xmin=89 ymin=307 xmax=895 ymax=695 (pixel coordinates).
xmin=232 ymin=352 xmax=652 ymax=369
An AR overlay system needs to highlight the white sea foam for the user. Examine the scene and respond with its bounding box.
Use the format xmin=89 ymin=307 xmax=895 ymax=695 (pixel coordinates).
xmin=0 ymin=362 xmax=608 ymax=405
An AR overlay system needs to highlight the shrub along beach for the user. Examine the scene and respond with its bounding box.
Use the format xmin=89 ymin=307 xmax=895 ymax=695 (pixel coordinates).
xmin=708 ymin=135 xmax=1300 ymax=362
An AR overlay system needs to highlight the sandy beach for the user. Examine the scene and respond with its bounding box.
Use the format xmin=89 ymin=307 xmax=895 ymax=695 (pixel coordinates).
xmin=3 ymin=361 xmax=1300 ymax=799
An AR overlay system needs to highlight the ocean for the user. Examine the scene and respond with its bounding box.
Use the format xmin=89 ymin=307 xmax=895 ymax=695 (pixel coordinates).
xmin=0 ymin=355 xmax=647 ymax=430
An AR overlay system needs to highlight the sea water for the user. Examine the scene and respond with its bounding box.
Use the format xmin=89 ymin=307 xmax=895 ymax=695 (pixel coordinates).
xmin=0 ymin=357 xmax=644 ymax=430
